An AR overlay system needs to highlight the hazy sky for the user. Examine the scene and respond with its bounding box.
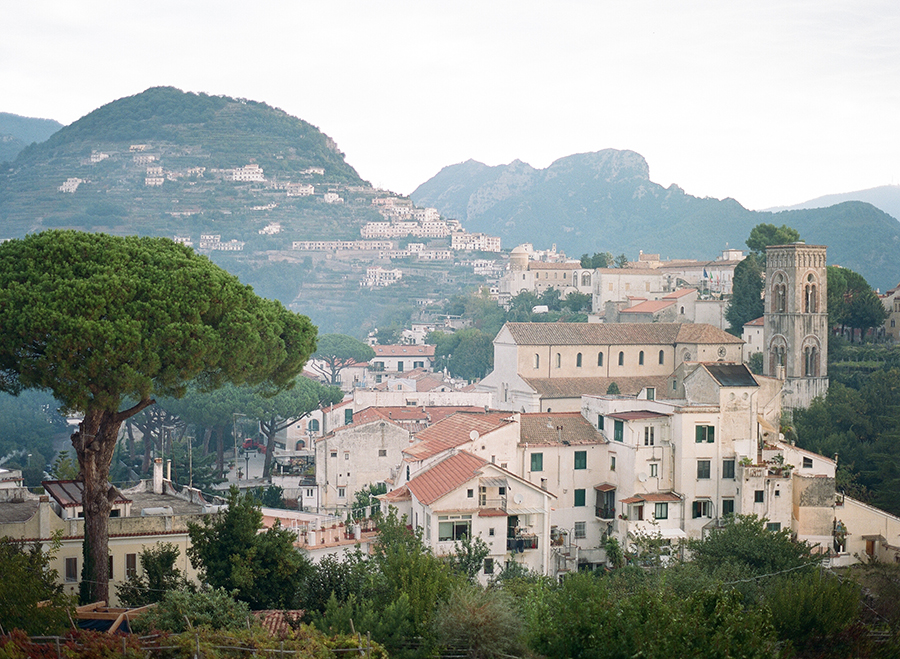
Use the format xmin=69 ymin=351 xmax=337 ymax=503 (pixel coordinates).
xmin=3 ymin=1 xmax=898 ymax=209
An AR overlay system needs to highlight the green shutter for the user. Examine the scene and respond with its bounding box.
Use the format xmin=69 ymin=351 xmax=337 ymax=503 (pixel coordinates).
xmin=708 ymin=426 xmax=715 ymax=443
xmin=574 ymin=489 xmax=585 ymax=507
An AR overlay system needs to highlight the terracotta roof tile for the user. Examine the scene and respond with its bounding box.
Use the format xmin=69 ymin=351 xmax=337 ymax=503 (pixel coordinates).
xmin=373 ymin=344 xmax=435 ymax=357
xmin=504 ymin=322 xmax=741 ymax=346
xmin=520 ymin=412 xmax=606 ymax=446
xmin=662 ymin=288 xmax=697 ymax=299
xmin=406 ymin=451 xmax=488 ymax=505
xmin=522 ymin=376 xmax=671 ymax=398
xmin=744 ymin=316 xmax=765 ymax=327
xmin=620 ymin=492 xmax=682 ymax=504
xmin=620 ymin=300 xmax=675 ymax=314
xmin=405 ymin=411 xmax=514 ymax=461
xmin=528 ymin=262 xmax=581 ymax=270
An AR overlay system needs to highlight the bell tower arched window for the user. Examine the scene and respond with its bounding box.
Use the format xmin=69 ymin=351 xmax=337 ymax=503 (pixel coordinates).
xmin=804 ymin=274 xmax=818 ymax=313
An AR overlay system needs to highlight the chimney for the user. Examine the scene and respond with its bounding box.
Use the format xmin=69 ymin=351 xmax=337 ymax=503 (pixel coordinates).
xmin=39 ymin=495 xmax=51 ymax=539
xmin=153 ymin=458 xmax=164 ymax=494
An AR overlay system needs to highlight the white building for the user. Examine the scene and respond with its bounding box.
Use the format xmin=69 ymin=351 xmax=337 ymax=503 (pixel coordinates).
xmin=233 ymin=164 xmax=265 ymax=182
xmin=58 ymin=178 xmax=83 ymax=193
xmin=361 ymin=266 xmax=403 ymax=288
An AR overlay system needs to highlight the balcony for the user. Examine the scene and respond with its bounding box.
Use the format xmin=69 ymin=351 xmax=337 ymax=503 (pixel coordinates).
xmin=595 ymin=506 xmax=616 ymax=520
xmin=507 ymin=534 xmax=539 ymax=552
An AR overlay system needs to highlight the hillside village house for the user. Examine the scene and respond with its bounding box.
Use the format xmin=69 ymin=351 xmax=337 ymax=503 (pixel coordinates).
xmin=742 ymin=316 xmax=765 ymax=361
xmin=0 ymin=460 xmax=222 ymax=606
xmin=368 ymin=344 xmax=435 ymax=385
xmin=477 ymin=322 xmax=743 ymax=412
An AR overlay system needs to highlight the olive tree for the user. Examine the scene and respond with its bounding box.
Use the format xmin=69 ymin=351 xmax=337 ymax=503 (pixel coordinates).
xmin=0 ymin=231 xmax=317 ymax=603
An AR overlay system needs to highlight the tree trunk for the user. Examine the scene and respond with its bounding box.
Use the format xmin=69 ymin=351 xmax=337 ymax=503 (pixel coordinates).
xmin=216 ymin=426 xmax=225 ymax=478
xmin=71 ymin=400 xmax=153 ymax=604
xmin=262 ymin=424 xmax=278 ymax=479
xmin=126 ymin=422 xmax=136 ymax=461
xmin=202 ymin=426 xmax=212 ymax=456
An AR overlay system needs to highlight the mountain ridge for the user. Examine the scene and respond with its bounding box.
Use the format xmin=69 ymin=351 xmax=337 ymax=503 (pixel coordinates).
xmin=411 ymin=152 xmax=900 ymax=291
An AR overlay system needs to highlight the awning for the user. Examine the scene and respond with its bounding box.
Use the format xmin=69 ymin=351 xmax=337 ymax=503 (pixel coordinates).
xmin=480 ymin=477 xmax=508 ymax=487
xmin=594 ymin=483 xmax=616 ymax=492
xmin=658 ymin=527 xmax=688 ymax=539
xmin=757 ymin=414 xmax=778 ymax=436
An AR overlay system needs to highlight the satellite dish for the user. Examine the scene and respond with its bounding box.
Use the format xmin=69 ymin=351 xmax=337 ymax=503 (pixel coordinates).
xmin=638 ymin=472 xmax=648 ymax=483
xmin=469 ymin=430 xmax=479 ymax=441
xmin=514 ymin=493 xmax=524 ymax=504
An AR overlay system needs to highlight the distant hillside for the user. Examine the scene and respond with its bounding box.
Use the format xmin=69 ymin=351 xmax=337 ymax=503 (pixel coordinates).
xmin=0 ymin=112 xmax=62 ymax=162
xmin=412 ymin=150 xmax=900 ymax=291
xmin=768 ymin=184 xmax=900 ymax=223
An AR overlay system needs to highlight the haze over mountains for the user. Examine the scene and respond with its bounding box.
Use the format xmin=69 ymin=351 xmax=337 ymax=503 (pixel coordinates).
xmin=767 ymin=184 xmax=900 ymax=223
xmin=0 ymin=112 xmax=63 ymax=163
xmin=411 ymin=152 xmax=900 ymax=291
xmin=3 ymin=87 xmax=900 ymax=293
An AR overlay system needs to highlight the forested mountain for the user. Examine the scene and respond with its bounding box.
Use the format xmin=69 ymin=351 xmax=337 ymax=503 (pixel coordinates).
xmin=768 ymin=184 xmax=900 ymax=224
xmin=0 ymin=111 xmax=62 ymax=163
xmin=411 ymin=151 xmax=900 ymax=291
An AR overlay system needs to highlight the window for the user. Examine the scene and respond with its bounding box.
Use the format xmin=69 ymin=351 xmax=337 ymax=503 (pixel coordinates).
xmin=530 ymin=453 xmax=543 ymax=472
xmin=65 ymin=557 xmax=77 ymax=582
xmin=438 ymin=514 xmax=472 ymax=541
xmin=802 ymin=456 xmax=813 ymax=469
xmin=308 ymin=419 xmax=320 ymax=432
xmin=484 ymin=558 xmax=494 ymax=575
xmin=345 ymin=408 xmax=353 ymax=424
xmin=766 ymin=522 xmax=782 ymax=532
xmin=378 ymin=449 xmax=387 ymax=457
xmin=574 ymin=521 xmax=586 ymax=539
xmin=697 ymin=460 xmax=711 ymax=479
xmin=574 ymin=489 xmax=586 ymax=507
xmin=534 ymin=354 xmax=540 ymax=369
xmin=489 ymin=527 xmax=495 ymax=536
xmin=414 ymin=360 xmax=424 ymax=368
xmin=597 ymin=352 xmax=604 ymax=366
xmin=654 ymin=503 xmax=668 ymax=520
xmin=338 ymin=487 xmax=346 ymax=498
xmin=306 ymin=488 xmax=314 ymax=498
xmin=722 ymin=498 xmax=735 ymax=516
xmin=692 ymin=500 xmax=712 ymax=518
xmin=754 ymin=490 xmax=764 ymax=503
xmin=499 ymin=486 xmax=506 ymax=496
xmin=397 ymin=362 xmax=404 ymax=372
xmin=644 ymin=427 xmax=655 ymax=446
xmin=126 ymin=553 xmax=137 ymax=579
xmin=582 ymin=273 xmax=591 ymax=286
xmin=614 ymin=420 xmax=623 ymax=442
xmin=330 ymin=451 xmax=338 ymax=458
xmin=555 ymin=353 xmax=561 ymax=368
xmin=650 ymin=463 xmax=658 ymax=478
xmin=618 ymin=351 xmax=624 ymax=366
xmin=576 ymin=352 xmax=583 ymax=367
xmin=108 ymin=556 xmax=113 ymax=581
xmin=639 ymin=351 xmax=644 ymax=365
xmin=610 ymin=455 xmax=617 ymax=471
xmin=597 ymin=415 xmax=604 ymax=430
xmin=574 ymin=451 xmax=587 ymax=470
xmin=695 ymin=425 xmax=715 ymax=443
xmin=467 ymin=489 xmax=474 ymax=498
xmin=658 ymin=350 xmax=665 ymax=365
xmin=722 ymin=459 xmax=735 ymax=479
xmin=646 ymin=387 xmax=655 ymax=401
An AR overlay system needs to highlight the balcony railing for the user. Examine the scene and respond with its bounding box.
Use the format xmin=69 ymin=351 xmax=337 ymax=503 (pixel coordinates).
xmin=479 ymin=496 xmax=507 ymax=511
xmin=596 ymin=506 xmax=616 ymax=519
xmin=507 ymin=534 xmax=539 ymax=552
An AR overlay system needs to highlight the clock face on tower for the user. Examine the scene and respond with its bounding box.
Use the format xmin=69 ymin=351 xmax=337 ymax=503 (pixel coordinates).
xmin=718 ymin=346 xmax=727 ymax=358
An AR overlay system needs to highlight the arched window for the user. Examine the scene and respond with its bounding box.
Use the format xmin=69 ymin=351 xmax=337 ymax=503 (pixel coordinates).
xmin=639 ymin=351 xmax=645 ymax=365
xmin=308 ymin=419 xmax=320 ymax=432
xmin=680 ymin=306 xmax=685 ymax=314
xmin=576 ymin=352 xmax=583 ymax=367
xmin=772 ymin=274 xmax=787 ymax=313
xmin=534 ymin=354 xmax=540 ymax=369
xmin=555 ymin=353 xmax=561 ymax=368
xmin=804 ymin=274 xmax=818 ymax=313
xmin=618 ymin=351 xmax=624 ymax=366
xmin=598 ymin=352 xmax=604 ymax=367
xmin=658 ymin=350 xmax=665 ymax=365
xmin=581 ymin=273 xmax=591 ymax=287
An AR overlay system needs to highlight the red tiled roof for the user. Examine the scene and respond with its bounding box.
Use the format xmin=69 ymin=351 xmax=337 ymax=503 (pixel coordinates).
xmin=406 ymin=451 xmax=488 ymax=505
xmin=373 ymin=344 xmax=435 ymax=357
xmin=662 ymin=288 xmax=697 ymax=299
xmin=404 ymin=411 xmax=514 ymax=461
xmin=504 ymin=322 xmax=742 ymax=346
xmin=594 ymin=483 xmax=616 ymax=492
xmin=519 ymin=412 xmax=605 ymax=446
xmin=523 ymin=376 xmax=671 ymax=399
xmin=744 ymin=316 xmax=765 ymax=327
xmin=383 ymin=485 xmax=411 ymax=502
xmin=620 ymin=299 xmax=675 ymax=314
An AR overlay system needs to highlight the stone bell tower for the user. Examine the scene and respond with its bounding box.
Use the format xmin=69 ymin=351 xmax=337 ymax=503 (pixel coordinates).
xmin=763 ymin=243 xmax=829 ymax=410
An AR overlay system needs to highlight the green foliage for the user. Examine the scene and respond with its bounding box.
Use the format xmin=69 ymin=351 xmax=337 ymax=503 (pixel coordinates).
xmin=747 ymin=352 xmax=764 ymax=375
xmin=538 ymin=286 xmax=562 ymax=311
xmin=606 ymin=381 xmax=621 ymax=395
xmin=764 ymin=571 xmax=860 ymax=653
xmin=187 ymin=486 xmax=312 ymax=609
xmin=726 ymin=253 xmax=764 ymax=335
xmin=432 ymin=584 xmax=523 ymax=659
xmin=580 ymin=251 xmax=612 ymax=268
xmin=614 ymin=253 xmax=629 ymax=268
xmin=563 ymin=290 xmax=592 ymax=312
xmin=50 ymin=450 xmax=79 ymax=480
xmin=429 ymin=328 xmax=494 ymax=381
xmin=116 ymin=543 xmax=193 ymax=607
xmin=828 ymin=265 xmax=888 ymax=340
xmin=687 ymin=514 xmax=818 ymax=575
xmin=252 ymin=485 xmax=286 ymax=508
xmin=311 ymin=334 xmax=375 ymax=384
xmin=746 ymin=223 xmax=801 ymax=256
xmin=132 ymin=587 xmax=252 ymax=634
xmin=298 ymin=550 xmax=373 ymax=615
xmin=0 ymin=390 xmax=67 ymax=466
xmin=605 ymin=535 xmax=625 ymax=568
xmin=447 ymin=534 xmax=490 ymax=583
xmin=351 ymin=483 xmax=386 ymax=520
xmin=0 ymin=536 xmax=73 ymax=635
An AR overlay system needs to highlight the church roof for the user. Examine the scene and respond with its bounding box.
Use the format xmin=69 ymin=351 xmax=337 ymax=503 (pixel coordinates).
xmin=502 ymin=322 xmax=742 ymax=346
xmin=522 ymin=376 xmax=671 ymax=399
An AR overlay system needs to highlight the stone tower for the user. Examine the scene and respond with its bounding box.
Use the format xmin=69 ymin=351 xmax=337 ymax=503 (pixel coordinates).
xmin=763 ymin=243 xmax=829 ymax=410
